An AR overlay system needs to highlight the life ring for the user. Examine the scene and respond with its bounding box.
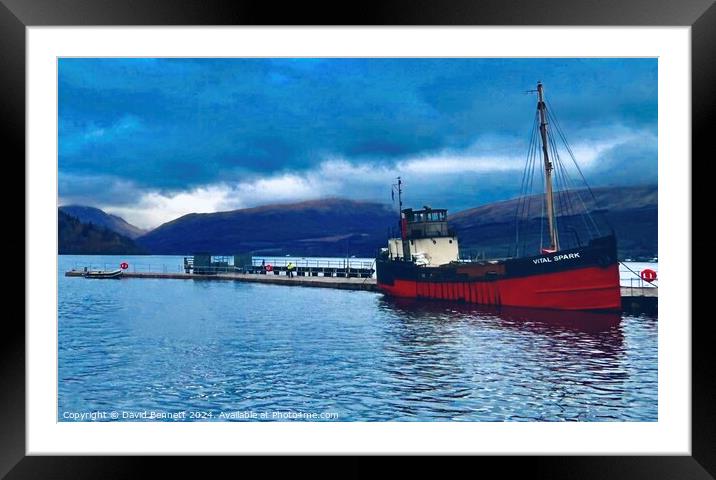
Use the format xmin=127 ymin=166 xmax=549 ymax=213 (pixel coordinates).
xmin=265 ymin=264 xmax=273 ymax=272
xmin=120 ymin=262 xmax=129 ymax=270
xmin=640 ymin=268 xmax=657 ymax=282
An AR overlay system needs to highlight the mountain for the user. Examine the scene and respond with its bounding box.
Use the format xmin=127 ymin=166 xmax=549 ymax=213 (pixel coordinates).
xmin=137 ymin=198 xmax=397 ymax=256
xmin=136 ymin=186 xmax=657 ymax=259
xmin=59 ymin=205 xmax=146 ymax=239
xmin=58 ymin=210 xmax=147 ymax=255
xmin=449 ymin=185 xmax=657 ymax=260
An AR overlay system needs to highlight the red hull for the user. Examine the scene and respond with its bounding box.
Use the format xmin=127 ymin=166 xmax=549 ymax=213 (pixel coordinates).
xmin=377 ymin=264 xmax=621 ymax=311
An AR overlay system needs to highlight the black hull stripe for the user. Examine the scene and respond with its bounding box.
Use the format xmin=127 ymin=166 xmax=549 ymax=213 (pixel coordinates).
xmin=376 ymin=235 xmax=617 ymax=285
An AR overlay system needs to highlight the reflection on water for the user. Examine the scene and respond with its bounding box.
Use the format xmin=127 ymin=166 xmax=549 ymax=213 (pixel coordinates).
xmin=373 ymin=298 xmax=650 ymax=421
xmin=381 ymin=297 xmax=622 ymax=331
xmin=58 ymin=255 xmax=657 ymax=422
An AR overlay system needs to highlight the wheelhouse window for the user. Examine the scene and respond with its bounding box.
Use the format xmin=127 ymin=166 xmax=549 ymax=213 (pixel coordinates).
xmin=405 ymin=209 xmax=447 ymax=223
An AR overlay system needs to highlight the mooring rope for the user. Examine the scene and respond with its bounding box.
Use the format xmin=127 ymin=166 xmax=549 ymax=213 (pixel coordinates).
xmin=362 ymin=258 xmax=377 ymax=286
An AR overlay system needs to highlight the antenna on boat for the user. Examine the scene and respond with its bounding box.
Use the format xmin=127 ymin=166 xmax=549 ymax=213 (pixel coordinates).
xmin=536 ymin=82 xmax=560 ymax=252
xmin=392 ymin=176 xmax=404 ymax=239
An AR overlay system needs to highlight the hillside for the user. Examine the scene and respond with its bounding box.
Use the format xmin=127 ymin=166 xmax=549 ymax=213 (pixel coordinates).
xmin=137 ymin=198 xmax=397 ymax=256
xmin=59 ymin=205 xmax=146 ymax=239
xmin=135 ymin=186 xmax=657 ymax=259
xmin=58 ymin=210 xmax=147 ymax=255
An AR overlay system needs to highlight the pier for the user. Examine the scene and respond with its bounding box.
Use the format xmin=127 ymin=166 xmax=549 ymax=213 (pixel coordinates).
xmin=620 ymin=286 xmax=658 ymax=314
xmin=65 ymin=267 xmax=657 ymax=312
xmin=64 ymin=270 xmax=379 ymax=291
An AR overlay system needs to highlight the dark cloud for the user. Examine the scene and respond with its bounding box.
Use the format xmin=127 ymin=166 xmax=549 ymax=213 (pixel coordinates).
xmin=589 ymin=137 xmax=658 ymax=186
xmin=58 ymin=58 xmax=657 ymax=222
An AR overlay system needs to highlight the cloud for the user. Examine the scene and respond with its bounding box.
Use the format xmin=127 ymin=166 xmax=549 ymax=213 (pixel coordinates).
xmin=60 ymin=128 xmax=655 ymax=229
xmin=60 ymin=114 xmax=144 ymax=157
xmin=398 ymin=155 xmax=522 ymax=174
xmin=104 ymin=185 xmax=238 ymax=229
xmin=588 ymin=133 xmax=658 ymax=185
xmin=59 ymin=172 xmax=144 ymax=207
xmin=59 ymin=58 xmax=657 ymax=190
xmin=57 ymin=58 xmax=658 ymax=227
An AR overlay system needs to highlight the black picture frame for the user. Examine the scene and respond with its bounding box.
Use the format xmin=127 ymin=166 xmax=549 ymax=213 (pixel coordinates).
xmin=5 ymin=0 xmax=711 ymax=477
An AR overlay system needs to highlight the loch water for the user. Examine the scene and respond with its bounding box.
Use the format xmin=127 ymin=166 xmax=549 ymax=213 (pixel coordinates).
xmin=58 ymin=255 xmax=657 ymax=421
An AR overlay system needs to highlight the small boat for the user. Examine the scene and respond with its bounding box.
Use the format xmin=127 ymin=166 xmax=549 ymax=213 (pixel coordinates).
xmin=83 ymin=269 xmax=123 ymax=279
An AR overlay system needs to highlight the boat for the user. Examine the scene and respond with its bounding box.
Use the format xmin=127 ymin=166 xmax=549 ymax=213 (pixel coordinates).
xmin=375 ymin=82 xmax=621 ymax=311
xmin=83 ymin=269 xmax=123 ymax=279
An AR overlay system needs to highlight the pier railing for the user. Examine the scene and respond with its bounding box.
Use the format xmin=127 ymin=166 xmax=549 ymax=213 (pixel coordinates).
xmin=251 ymin=257 xmax=375 ymax=270
xmin=618 ymin=263 xmax=658 ymax=290
xmin=70 ymin=262 xmax=186 ymax=274
xmin=621 ymin=277 xmax=658 ymax=289
xmin=67 ymin=260 xmax=376 ymax=278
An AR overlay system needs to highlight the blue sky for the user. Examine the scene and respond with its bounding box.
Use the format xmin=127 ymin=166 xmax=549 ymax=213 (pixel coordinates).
xmin=58 ymin=58 xmax=657 ymax=229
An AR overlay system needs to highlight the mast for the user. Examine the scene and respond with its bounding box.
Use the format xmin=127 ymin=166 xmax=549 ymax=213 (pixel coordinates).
xmin=537 ymin=82 xmax=559 ymax=251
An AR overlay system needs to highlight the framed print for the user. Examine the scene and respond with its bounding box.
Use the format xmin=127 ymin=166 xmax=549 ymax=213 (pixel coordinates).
xmin=6 ymin=0 xmax=712 ymax=477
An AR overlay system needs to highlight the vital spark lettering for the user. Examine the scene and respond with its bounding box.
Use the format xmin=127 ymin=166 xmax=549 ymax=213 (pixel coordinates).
xmin=533 ymin=252 xmax=581 ymax=264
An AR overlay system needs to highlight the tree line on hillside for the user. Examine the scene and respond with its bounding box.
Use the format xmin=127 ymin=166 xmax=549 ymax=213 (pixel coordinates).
xmin=58 ymin=211 xmax=146 ymax=255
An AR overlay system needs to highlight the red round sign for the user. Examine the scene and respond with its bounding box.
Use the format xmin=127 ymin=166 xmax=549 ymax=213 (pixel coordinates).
xmin=640 ymin=268 xmax=657 ymax=282
xmin=120 ymin=262 xmax=129 ymax=270
xmin=265 ymin=264 xmax=273 ymax=272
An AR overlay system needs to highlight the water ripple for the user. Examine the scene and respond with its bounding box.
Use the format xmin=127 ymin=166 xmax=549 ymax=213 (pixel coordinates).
xmin=58 ymin=255 xmax=657 ymax=422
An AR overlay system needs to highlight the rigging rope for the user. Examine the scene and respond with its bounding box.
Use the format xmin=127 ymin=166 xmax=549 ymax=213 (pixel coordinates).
xmin=546 ymin=104 xmax=603 ymax=237
xmin=514 ymin=95 xmax=617 ymax=255
xmin=547 ymin=116 xmax=600 ymax=241
xmin=546 ymin=100 xmax=609 ymax=223
xmin=514 ymin=110 xmax=540 ymax=257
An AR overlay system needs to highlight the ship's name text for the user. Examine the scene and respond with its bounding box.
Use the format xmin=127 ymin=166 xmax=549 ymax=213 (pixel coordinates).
xmin=533 ymin=252 xmax=581 ymax=264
